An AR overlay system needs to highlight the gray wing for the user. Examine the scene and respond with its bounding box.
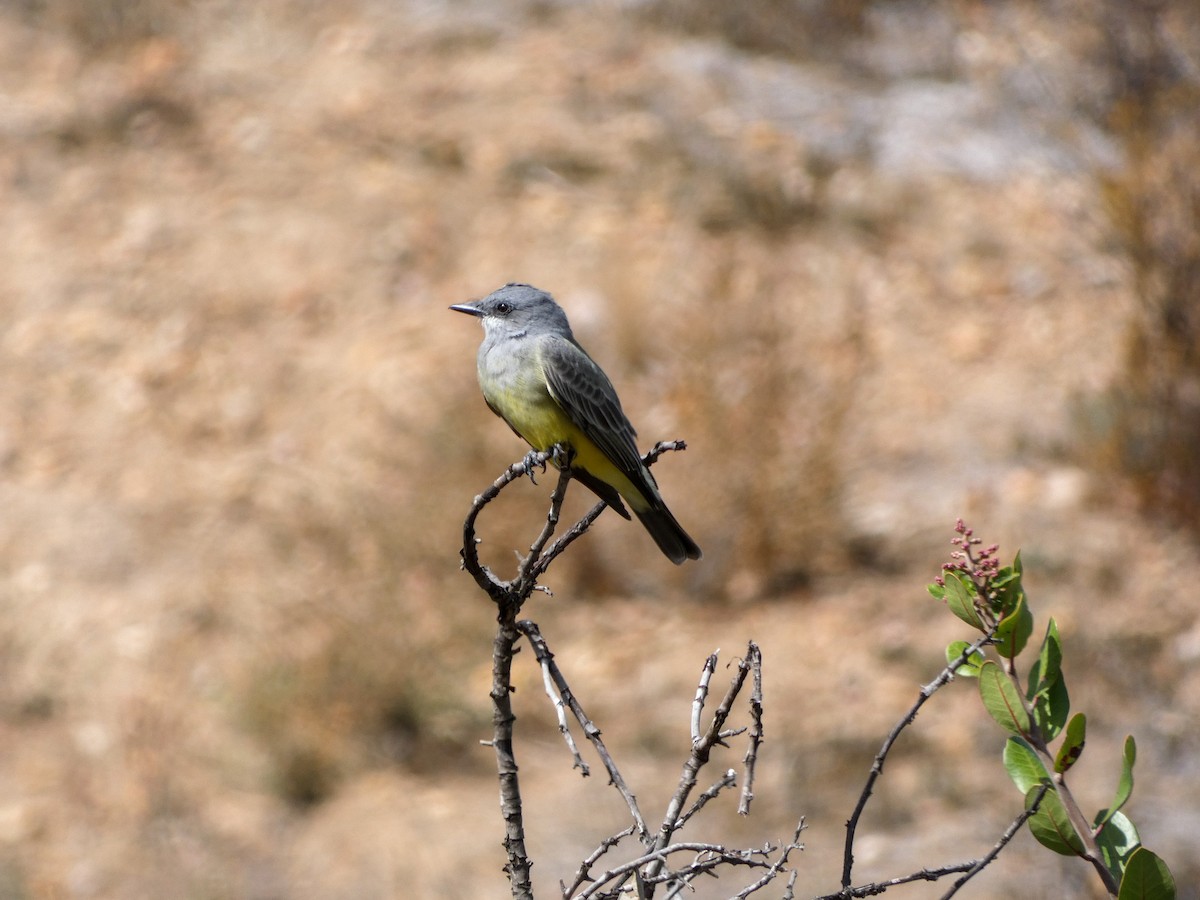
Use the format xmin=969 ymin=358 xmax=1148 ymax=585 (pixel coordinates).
xmin=538 ymin=335 xmax=656 ymax=500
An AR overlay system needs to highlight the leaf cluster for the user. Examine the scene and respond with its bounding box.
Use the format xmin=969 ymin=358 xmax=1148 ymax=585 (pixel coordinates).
xmin=931 ymin=545 xmax=1175 ymax=899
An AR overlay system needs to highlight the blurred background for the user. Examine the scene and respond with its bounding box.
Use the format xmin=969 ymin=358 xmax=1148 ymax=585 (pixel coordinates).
xmin=1 ymin=0 xmax=1197 ymax=897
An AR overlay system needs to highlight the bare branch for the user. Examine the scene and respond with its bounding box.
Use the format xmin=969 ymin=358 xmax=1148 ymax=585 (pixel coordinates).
xmin=561 ymin=826 xmax=636 ymax=900
xmin=739 ymin=642 xmax=764 ymax=815
xmin=815 ymin=862 xmax=980 ymax=900
xmin=729 ymin=820 xmax=806 ymax=899
xmin=841 ymin=626 xmax=1000 ymax=891
xmin=492 ymin=623 xmax=533 ymax=900
xmin=461 ymin=449 xmax=557 ymax=603
xmin=534 ymin=628 xmax=589 ymax=776
xmin=518 ymin=621 xmax=651 ymax=842
xmin=677 ymin=769 xmax=738 ymax=830
xmin=576 ymin=841 xmax=780 ymax=900
xmin=939 ymin=783 xmax=1051 ymax=900
xmin=815 ymin=785 xmax=1052 ymax=900
xmin=645 ymin=646 xmax=756 ymax=891
xmin=513 ymin=466 xmax=573 ymax=598
xmin=691 ymin=652 xmax=719 ymax=745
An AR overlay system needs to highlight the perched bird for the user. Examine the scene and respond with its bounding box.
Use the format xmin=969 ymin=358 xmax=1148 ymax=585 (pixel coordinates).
xmin=451 ymin=283 xmax=701 ymax=564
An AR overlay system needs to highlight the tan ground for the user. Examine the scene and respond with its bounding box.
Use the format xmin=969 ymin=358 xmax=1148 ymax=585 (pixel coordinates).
xmin=0 ymin=2 xmax=1196 ymax=898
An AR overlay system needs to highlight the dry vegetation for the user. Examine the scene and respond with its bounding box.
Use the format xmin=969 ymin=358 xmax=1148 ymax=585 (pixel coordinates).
xmin=0 ymin=0 xmax=1197 ymax=897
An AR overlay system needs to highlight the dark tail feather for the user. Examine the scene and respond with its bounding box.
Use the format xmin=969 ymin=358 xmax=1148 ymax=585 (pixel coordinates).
xmin=572 ymin=469 xmax=632 ymax=519
xmin=634 ymin=503 xmax=702 ymax=565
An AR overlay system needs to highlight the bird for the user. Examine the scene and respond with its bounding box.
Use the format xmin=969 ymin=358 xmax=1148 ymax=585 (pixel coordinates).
xmin=451 ymin=283 xmax=701 ymax=564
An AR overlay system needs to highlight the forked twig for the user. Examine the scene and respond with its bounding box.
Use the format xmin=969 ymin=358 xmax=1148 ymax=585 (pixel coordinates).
xmin=841 ymin=626 xmax=1000 ymax=890
xmin=939 ymin=782 xmax=1051 ymax=899
xmin=644 ymin=645 xmax=761 ymax=890
xmin=561 ymin=826 xmax=636 ymax=900
xmin=518 ymin=621 xmax=650 ymax=842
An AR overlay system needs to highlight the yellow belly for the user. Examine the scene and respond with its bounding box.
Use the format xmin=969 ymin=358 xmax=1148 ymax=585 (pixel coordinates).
xmin=492 ymin=389 xmax=646 ymax=512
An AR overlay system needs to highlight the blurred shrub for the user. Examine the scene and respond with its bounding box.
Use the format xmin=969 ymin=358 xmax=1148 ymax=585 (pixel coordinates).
xmin=19 ymin=0 xmax=187 ymax=48
xmin=1082 ymin=2 xmax=1200 ymax=533
xmin=639 ymin=0 xmax=869 ymax=61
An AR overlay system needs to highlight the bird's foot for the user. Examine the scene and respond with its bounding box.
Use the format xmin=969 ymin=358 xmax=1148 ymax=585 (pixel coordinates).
xmin=549 ymin=443 xmax=573 ymax=470
xmin=522 ymin=449 xmax=548 ymax=484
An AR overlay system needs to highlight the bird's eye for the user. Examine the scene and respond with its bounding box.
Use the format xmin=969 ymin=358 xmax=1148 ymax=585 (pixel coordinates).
xmin=495 ymin=301 xmax=513 ymax=314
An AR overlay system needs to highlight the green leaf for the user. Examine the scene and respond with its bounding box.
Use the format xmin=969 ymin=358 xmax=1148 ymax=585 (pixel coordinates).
xmin=1026 ymin=784 xmax=1085 ymax=856
xmin=1054 ymin=713 xmax=1087 ymax=774
xmin=1098 ymin=736 xmax=1138 ymax=827
xmin=1096 ymin=810 xmax=1141 ymax=887
xmin=942 ymin=571 xmax=984 ymax=630
xmin=1003 ymin=736 xmax=1050 ymax=794
xmin=1032 ymin=668 xmax=1070 ymax=741
xmin=928 ymin=581 xmax=947 ymax=600
xmin=1118 ymin=847 xmax=1176 ymax=900
xmin=995 ymin=591 xmax=1034 ymax=660
xmin=946 ymin=640 xmax=985 ymax=677
xmin=1027 ymin=618 xmax=1063 ymax=700
xmin=979 ymin=661 xmax=1030 ymax=736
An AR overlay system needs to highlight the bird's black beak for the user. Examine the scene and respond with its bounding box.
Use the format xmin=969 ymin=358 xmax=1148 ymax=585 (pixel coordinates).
xmin=449 ymin=302 xmax=484 ymax=317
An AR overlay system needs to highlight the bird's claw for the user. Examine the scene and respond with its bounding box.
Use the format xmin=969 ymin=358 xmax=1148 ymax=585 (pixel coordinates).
xmin=522 ymin=449 xmax=547 ymax=484
xmin=550 ymin=443 xmax=572 ymax=469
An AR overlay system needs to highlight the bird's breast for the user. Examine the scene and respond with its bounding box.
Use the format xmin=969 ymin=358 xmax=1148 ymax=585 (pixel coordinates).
xmin=477 ymin=338 xmax=566 ymax=450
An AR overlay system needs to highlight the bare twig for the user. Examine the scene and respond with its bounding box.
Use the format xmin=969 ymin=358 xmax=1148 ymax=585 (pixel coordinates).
xmin=728 ymin=820 xmax=806 ymax=899
xmin=561 ymin=826 xmax=636 ymax=899
xmin=576 ymin=842 xmax=779 ymax=900
xmin=492 ymin=621 xmax=533 ymax=899
xmin=815 ymin=862 xmax=980 ymax=900
xmin=461 ymin=449 xmax=557 ymax=603
xmin=645 ymin=647 xmax=756 ymax=892
xmin=518 ymin=621 xmax=651 ymax=842
xmin=691 ymin=652 xmax=719 ymax=745
xmin=513 ymin=466 xmax=573 ymax=599
xmin=534 ymin=629 xmax=589 ymax=775
xmin=939 ymin=783 xmax=1051 ymax=900
xmin=739 ymin=642 xmax=764 ymax=815
xmin=677 ymin=769 xmax=738 ymax=830
xmin=841 ymin=627 xmax=999 ymax=891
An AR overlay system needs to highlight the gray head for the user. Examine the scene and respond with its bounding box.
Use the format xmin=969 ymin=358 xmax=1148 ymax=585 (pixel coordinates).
xmin=450 ymin=283 xmax=575 ymax=340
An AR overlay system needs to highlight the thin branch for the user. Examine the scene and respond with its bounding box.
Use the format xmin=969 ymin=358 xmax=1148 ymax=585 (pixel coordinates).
xmin=814 ymin=862 xmax=980 ymax=900
xmin=739 ymin=642 xmax=764 ymax=815
xmin=461 ymin=450 xmax=556 ymax=602
xmin=518 ymin=621 xmax=651 ymax=842
xmin=492 ymin=622 xmax=534 ymax=900
xmin=841 ymin=626 xmax=999 ymax=891
xmin=513 ymin=466 xmax=574 ymax=599
xmin=645 ymin=647 xmax=755 ymax=891
xmin=727 ymin=820 xmax=806 ymax=899
xmin=575 ymin=842 xmax=779 ymax=900
xmin=534 ymin=628 xmax=589 ymax=775
xmin=691 ymin=652 xmax=719 ymax=745
xmin=677 ymin=769 xmax=738 ymax=830
xmin=561 ymin=826 xmax=636 ymax=900
xmin=531 ymin=497 xmax=607 ymax=579
xmin=939 ymin=783 xmax=1051 ymax=900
